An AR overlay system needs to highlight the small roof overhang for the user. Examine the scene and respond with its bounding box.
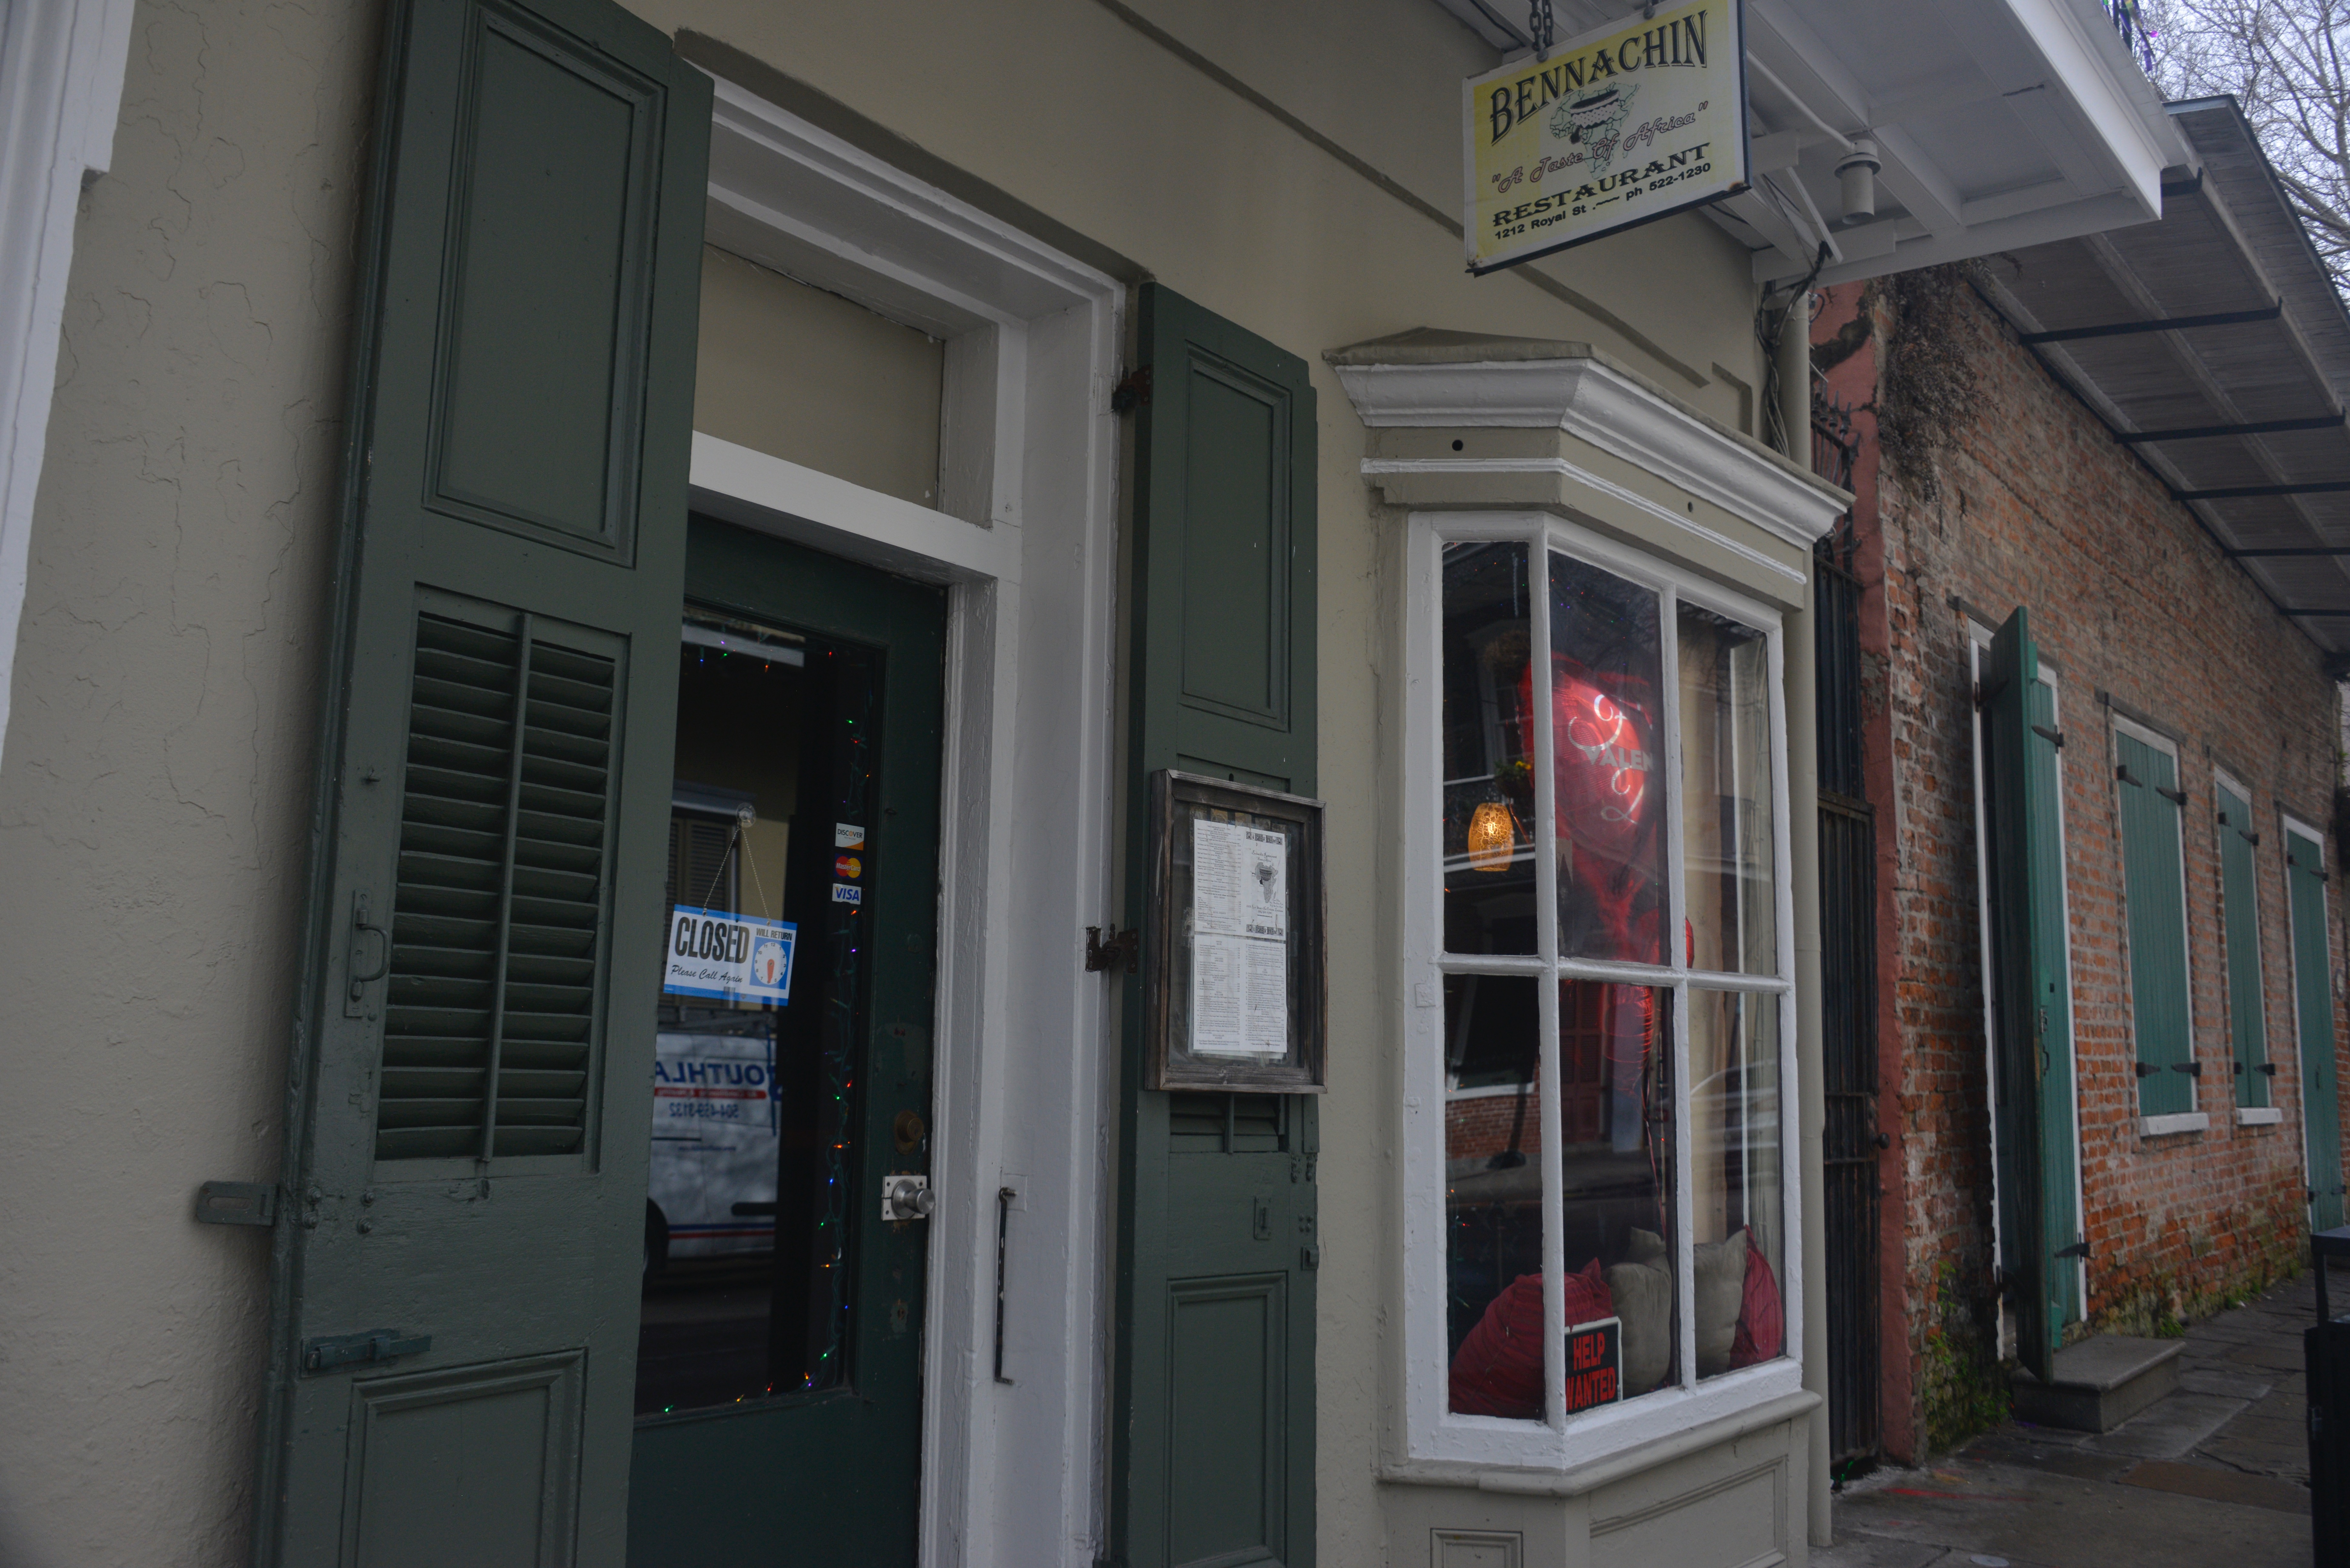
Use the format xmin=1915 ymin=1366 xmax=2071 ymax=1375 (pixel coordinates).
xmin=1430 ymin=0 xmax=2190 ymax=288
xmin=1977 ymin=97 xmax=2350 ymax=654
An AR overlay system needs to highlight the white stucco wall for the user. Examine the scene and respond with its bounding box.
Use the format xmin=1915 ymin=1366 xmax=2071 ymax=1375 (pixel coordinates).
xmin=0 ymin=0 xmax=1782 ymax=1561
xmin=0 ymin=0 xmax=377 ymax=1560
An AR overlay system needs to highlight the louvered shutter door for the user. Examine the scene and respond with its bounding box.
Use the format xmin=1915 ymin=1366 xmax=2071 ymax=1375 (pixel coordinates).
xmin=1114 ymin=284 xmax=1318 ymax=1568
xmin=1982 ymin=609 xmax=2081 ymax=1381
xmin=2217 ymin=783 xmax=2267 ymax=1108
xmin=253 ymin=0 xmax=707 ymax=1559
xmin=2287 ymin=830 xmax=2345 ymax=1229
xmin=2116 ymin=733 xmax=2193 ymax=1117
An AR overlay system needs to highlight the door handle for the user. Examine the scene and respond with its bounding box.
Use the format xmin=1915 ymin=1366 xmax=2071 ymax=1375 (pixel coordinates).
xmin=881 ymin=1174 xmax=933 ymax=1222
xmin=345 ymin=891 xmax=390 ymax=1018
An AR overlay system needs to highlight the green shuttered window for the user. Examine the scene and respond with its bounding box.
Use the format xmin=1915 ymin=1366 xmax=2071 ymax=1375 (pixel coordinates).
xmin=2114 ymin=727 xmax=2195 ymax=1118
xmin=1979 ymin=609 xmax=2081 ymax=1377
xmin=2215 ymin=780 xmax=2267 ymax=1108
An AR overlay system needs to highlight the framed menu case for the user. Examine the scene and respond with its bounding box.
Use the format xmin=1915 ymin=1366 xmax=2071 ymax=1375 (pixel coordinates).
xmin=1146 ymin=770 xmax=1327 ymax=1092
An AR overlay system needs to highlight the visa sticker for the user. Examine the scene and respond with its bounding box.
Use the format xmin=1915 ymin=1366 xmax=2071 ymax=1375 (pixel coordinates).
xmin=831 ymin=882 xmax=862 ymax=906
xmin=835 ymin=823 xmax=865 ymax=849
xmin=834 ymin=854 xmax=862 ymax=879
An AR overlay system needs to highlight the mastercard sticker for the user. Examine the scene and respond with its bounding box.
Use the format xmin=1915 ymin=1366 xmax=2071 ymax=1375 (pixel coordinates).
xmin=834 ymin=854 xmax=862 ymax=879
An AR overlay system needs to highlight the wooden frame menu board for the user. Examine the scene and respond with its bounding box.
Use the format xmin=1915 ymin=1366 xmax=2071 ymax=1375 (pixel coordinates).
xmin=1147 ymin=770 xmax=1327 ymax=1092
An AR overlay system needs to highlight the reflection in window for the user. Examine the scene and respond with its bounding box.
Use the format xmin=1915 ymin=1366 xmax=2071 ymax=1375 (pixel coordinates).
xmin=1442 ymin=543 xmax=1535 ymax=955
xmin=1690 ymin=990 xmax=1786 ymax=1377
xmin=1679 ymin=605 xmax=1776 ymax=975
xmin=1547 ymin=552 xmax=1665 ymax=967
xmin=1447 ymin=981 xmax=1679 ymax=1418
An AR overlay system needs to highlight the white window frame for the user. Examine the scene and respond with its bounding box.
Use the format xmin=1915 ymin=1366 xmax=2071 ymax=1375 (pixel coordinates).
xmin=2213 ymin=767 xmax=2282 ymax=1127
xmin=1965 ymin=626 xmax=2088 ymax=1347
xmin=1400 ymin=508 xmax=1803 ymax=1472
xmin=2111 ymin=713 xmax=2209 ymax=1136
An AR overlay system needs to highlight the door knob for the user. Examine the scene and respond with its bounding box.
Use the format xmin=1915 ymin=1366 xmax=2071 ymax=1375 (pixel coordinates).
xmin=881 ymin=1174 xmax=934 ymax=1222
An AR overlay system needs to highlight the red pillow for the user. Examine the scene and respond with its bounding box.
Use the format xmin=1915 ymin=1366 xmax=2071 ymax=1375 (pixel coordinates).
xmin=1728 ymin=1229 xmax=1784 ymax=1368
xmin=1449 ymin=1260 xmax=1615 ymax=1418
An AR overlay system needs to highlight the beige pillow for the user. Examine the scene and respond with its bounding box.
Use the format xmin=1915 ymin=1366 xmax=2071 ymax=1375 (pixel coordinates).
xmin=1604 ymin=1243 xmax=1673 ymax=1395
xmin=1693 ymin=1230 xmax=1750 ymax=1377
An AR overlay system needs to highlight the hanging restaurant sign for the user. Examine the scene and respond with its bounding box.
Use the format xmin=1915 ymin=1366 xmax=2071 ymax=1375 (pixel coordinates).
xmin=1464 ymin=0 xmax=1748 ymax=275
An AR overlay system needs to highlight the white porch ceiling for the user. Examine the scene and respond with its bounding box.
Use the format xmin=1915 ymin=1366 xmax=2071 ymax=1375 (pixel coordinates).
xmin=1430 ymin=0 xmax=2191 ymax=288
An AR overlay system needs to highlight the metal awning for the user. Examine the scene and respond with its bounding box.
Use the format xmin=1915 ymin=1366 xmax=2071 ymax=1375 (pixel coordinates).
xmin=1978 ymin=97 xmax=2350 ymax=654
xmin=1432 ymin=0 xmax=2188 ymax=287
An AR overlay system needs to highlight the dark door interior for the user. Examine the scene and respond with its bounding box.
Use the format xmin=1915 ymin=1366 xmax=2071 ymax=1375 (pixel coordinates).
xmin=627 ymin=519 xmax=945 ymax=1565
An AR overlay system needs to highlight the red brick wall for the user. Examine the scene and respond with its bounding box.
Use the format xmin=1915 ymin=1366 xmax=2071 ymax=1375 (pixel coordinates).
xmin=1813 ymin=274 xmax=2346 ymax=1462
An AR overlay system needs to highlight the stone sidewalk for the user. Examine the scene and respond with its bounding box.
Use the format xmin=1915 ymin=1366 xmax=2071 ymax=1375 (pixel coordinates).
xmin=1818 ymin=1268 xmax=2326 ymax=1568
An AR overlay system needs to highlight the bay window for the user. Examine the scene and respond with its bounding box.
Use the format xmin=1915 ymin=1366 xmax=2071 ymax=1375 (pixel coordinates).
xmin=1411 ymin=513 xmax=1801 ymax=1466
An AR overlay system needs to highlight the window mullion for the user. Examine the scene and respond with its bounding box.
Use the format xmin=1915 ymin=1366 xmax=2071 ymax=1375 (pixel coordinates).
xmin=1672 ymin=981 xmax=1697 ymax=1391
xmin=1658 ymin=583 xmax=1686 ymax=971
xmin=1529 ymin=538 xmax=1567 ymax=1432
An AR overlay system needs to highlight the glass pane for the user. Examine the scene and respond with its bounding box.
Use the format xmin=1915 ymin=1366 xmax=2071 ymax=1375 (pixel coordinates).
xmin=1443 ymin=973 xmax=1546 ymax=1417
xmin=636 ymin=616 xmax=875 ymax=1417
xmin=1558 ymin=980 xmax=1676 ymax=1406
xmin=1548 ymin=552 xmax=1665 ymax=966
xmin=1442 ymin=543 xmax=1537 ymax=955
xmin=1679 ymin=604 xmax=1777 ymax=975
xmin=1690 ymin=990 xmax=1786 ymax=1378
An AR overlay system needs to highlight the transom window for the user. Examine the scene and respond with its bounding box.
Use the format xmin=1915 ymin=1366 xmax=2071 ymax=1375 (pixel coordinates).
xmin=1409 ymin=514 xmax=1801 ymax=1466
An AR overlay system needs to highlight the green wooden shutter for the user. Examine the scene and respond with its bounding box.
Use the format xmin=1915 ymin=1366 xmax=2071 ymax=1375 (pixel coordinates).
xmin=2287 ymin=829 xmax=2345 ymax=1229
xmin=2115 ymin=733 xmax=2193 ymax=1117
xmin=254 ymin=0 xmax=707 ymax=1560
xmin=2216 ymin=783 xmax=2268 ymax=1108
xmin=1982 ymin=609 xmax=2081 ymax=1380
xmin=1113 ymin=284 xmax=1317 ymax=1568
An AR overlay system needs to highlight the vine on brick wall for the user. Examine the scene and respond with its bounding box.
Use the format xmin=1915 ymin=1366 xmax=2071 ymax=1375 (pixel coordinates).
xmin=1877 ymin=263 xmax=1988 ymax=508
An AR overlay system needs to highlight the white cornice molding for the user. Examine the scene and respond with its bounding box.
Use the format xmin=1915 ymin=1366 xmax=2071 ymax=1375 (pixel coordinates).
xmin=0 ymin=0 xmax=137 ymax=768
xmin=1361 ymin=456 xmax=1806 ymax=588
xmin=1332 ymin=355 xmax=1848 ymax=549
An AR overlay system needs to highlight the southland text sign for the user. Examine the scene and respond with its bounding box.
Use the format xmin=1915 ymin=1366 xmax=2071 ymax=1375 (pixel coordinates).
xmin=1464 ymin=0 xmax=1748 ymax=274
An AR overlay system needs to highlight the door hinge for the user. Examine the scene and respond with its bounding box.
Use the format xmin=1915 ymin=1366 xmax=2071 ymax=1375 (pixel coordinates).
xmin=1110 ymin=365 xmax=1153 ymax=415
xmin=2157 ymin=784 xmax=2188 ymax=806
xmin=193 ymin=1181 xmax=277 ymax=1227
xmin=2054 ymin=1240 xmax=2089 ymax=1260
xmin=1085 ymin=924 xmax=1140 ymax=974
xmin=2171 ymin=1060 xmax=2203 ymax=1077
xmin=1301 ymin=1243 xmax=1321 ymax=1270
xmin=2032 ymin=723 xmax=2065 ymax=749
xmin=2135 ymin=1062 xmax=2158 ymax=1078
xmin=2116 ymin=764 xmax=2142 ymax=786
xmin=302 ymin=1328 xmax=431 ymax=1375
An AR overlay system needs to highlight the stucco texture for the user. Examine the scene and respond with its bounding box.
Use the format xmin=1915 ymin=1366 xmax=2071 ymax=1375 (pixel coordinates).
xmin=0 ymin=0 xmax=376 ymax=1560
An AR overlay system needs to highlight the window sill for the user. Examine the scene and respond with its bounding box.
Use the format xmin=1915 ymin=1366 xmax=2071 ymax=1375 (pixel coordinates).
xmin=2236 ymin=1107 xmax=2285 ymax=1127
xmin=1383 ymin=1387 xmax=1821 ymax=1498
xmin=2139 ymin=1112 xmax=2211 ymax=1138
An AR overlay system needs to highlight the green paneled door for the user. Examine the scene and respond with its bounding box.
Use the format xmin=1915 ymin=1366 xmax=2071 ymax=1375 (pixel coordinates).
xmin=2286 ymin=825 xmax=2344 ymax=1230
xmin=254 ymin=0 xmax=709 ymax=1561
xmin=626 ymin=521 xmax=945 ymax=1567
xmin=2115 ymin=733 xmax=2194 ymax=1117
xmin=1115 ymin=285 xmax=1318 ymax=1568
xmin=2216 ymin=783 xmax=2268 ymax=1109
xmin=1982 ymin=610 xmax=2081 ymax=1382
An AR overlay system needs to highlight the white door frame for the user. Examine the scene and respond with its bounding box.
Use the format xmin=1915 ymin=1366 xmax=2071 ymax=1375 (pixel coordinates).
xmin=0 ymin=0 xmax=136 ymax=767
xmin=2281 ymin=810 xmax=2335 ymax=1225
xmin=682 ymin=75 xmax=1123 ymax=1568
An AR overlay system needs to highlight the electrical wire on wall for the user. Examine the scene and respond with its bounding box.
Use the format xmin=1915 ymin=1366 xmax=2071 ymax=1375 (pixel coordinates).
xmin=1756 ymin=242 xmax=1831 ymax=455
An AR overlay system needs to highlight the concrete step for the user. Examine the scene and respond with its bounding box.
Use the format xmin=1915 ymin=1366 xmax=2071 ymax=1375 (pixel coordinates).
xmin=2011 ymin=1333 xmax=2186 ymax=1433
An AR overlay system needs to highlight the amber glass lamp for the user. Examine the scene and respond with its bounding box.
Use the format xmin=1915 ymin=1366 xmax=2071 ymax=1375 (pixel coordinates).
xmin=1466 ymin=796 xmax=1516 ymax=872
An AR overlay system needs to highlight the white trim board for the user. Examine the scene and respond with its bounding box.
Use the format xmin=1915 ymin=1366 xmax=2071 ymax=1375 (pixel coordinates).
xmin=0 ymin=0 xmax=135 ymax=767
xmin=1333 ymin=353 xmax=1847 ymax=550
xmin=689 ymin=77 xmax=1123 ymax=1568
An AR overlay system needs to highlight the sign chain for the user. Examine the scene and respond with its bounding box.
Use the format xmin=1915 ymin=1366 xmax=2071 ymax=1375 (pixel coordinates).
xmin=1529 ymin=0 xmax=1553 ymax=60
